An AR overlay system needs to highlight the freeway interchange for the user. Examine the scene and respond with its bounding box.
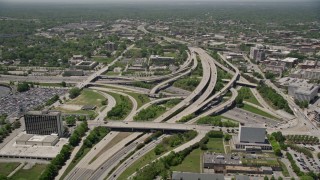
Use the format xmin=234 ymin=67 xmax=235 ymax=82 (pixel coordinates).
xmin=5 ymin=27 xmax=318 ymax=179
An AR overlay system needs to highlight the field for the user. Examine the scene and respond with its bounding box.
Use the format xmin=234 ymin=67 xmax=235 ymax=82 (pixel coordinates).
xmin=0 ymin=162 xmax=20 ymax=176
xmin=10 ymin=164 xmax=47 ymax=180
xmin=67 ymin=89 xmax=105 ymax=107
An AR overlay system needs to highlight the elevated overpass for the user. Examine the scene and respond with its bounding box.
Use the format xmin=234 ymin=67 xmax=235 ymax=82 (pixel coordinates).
xmin=149 ymin=51 xmax=198 ymax=96
xmin=153 ymin=47 xmax=213 ymax=123
xmin=91 ymin=121 xmax=213 ymax=133
xmin=167 ymin=48 xmax=218 ymax=123
xmin=222 ymin=79 xmax=258 ymax=87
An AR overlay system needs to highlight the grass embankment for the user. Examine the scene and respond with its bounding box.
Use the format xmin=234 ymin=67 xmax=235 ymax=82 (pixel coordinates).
xmin=125 ymin=92 xmax=150 ymax=109
xmin=197 ymin=115 xmax=239 ymax=127
xmin=11 ymin=164 xmax=47 ymax=180
xmin=0 ymin=162 xmax=20 ymax=176
xmin=241 ymin=104 xmax=277 ymax=119
xmin=242 ymin=87 xmax=262 ymax=107
xmin=279 ymin=161 xmax=290 ymax=177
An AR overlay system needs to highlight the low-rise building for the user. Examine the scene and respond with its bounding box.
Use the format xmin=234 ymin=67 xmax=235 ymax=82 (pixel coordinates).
xmin=149 ymin=55 xmax=175 ymax=65
xmin=232 ymin=124 xmax=272 ymax=152
xmin=298 ymin=60 xmax=317 ymax=69
xmin=69 ymin=55 xmax=85 ymax=65
xmin=16 ymin=134 xmax=59 ymax=146
xmin=281 ymin=57 xmax=298 ymax=68
xmin=264 ymin=61 xmax=286 ymax=75
xmin=75 ymin=61 xmax=98 ymax=70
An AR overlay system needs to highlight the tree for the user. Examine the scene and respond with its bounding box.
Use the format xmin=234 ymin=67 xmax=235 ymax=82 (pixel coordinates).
xmin=61 ymin=81 xmax=66 ymax=87
xmin=17 ymin=82 xmax=30 ymax=92
xmin=69 ymin=88 xmax=81 ymax=99
xmin=65 ymin=116 xmax=76 ymax=126
xmin=264 ymin=176 xmax=269 ymax=180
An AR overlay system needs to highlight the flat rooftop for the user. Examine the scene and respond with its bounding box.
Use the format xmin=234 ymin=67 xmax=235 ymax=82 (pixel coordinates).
xmin=25 ymin=110 xmax=61 ymax=116
xmin=203 ymin=152 xmax=241 ymax=165
xmin=0 ymin=132 xmax=67 ymax=159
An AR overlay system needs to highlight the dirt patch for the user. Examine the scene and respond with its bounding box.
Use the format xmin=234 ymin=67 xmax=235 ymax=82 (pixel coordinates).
xmin=59 ymin=104 xmax=82 ymax=111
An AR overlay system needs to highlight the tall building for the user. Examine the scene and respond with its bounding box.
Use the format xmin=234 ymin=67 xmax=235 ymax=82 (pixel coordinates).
xmin=24 ymin=110 xmax=64 ymax=137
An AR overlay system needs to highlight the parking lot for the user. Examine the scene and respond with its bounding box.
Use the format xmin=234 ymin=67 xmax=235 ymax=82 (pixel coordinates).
xmin=288 ymin=147 xmax=320 ymax=172
xmin=0 ymin=87 xmax=67 ymax=117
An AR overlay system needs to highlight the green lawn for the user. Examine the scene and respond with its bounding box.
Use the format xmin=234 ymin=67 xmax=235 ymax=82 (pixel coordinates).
xmin=11 ymin=164 xmax=47 ymax=180
xmin=241 ymin=104 xmax=277 ymax=120
xmin=0 ymin=162 xmax=20 ymax=176
xmin=68 ymin=89 xmax=105 ymax=107
xmin=171 ymin=138 xmax=224 ymax=173
xmin=125 ymin=92 xmax=150 ymax=109
xmin=171 ymin=148 xmax=202 ymax=173
xmin=207 ymin=138 xmax=225 ymax=153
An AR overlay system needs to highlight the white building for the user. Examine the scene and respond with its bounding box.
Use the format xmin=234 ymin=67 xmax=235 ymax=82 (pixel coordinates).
xmin=288 ymin=80 xmax=319 ymax=102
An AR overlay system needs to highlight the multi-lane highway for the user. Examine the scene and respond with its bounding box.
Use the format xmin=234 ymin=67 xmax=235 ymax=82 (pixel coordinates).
xmin=167 ymin=48 xmax=218 ymax=123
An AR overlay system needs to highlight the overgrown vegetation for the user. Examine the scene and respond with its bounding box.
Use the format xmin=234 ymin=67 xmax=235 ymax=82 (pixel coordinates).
xmin=257 ymin=84 xmax=292 ymax=114
xmin=107 ymin=95 xmax=132 ymax=120
xmin=134 ymin=105 xmax=166 ymax=121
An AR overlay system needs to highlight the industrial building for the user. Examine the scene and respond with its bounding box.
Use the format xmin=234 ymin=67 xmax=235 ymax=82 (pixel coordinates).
xmin=232 ymin=124 xmax=272 ymax=152
xmin=24 ymin=110 xmax=64 ymax=137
